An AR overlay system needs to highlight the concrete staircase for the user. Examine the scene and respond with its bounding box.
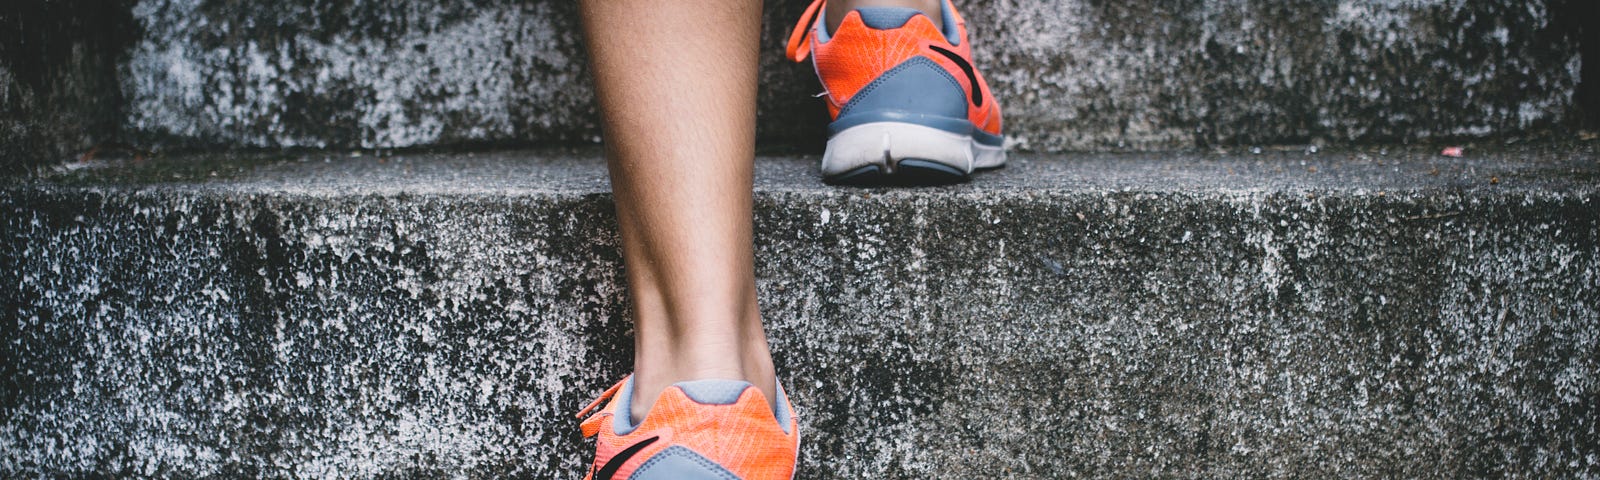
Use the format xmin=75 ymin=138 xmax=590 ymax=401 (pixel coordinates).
xmin=4 ymin=0 xmax=1600 ymax=477
xmin=3 ymin=146 xmax=1598 ymax=477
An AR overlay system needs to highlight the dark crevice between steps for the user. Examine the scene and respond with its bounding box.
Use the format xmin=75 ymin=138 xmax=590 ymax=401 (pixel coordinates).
xmin=0 ymin=0 xmax=141 ymax=174
xmin=1553 ymin=0 xmax=1600 ymax=128
xmin=1575 ymin=0 xmax=1600 ymax=127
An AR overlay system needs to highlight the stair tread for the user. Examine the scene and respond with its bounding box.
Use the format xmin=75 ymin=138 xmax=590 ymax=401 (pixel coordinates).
xmin=13 ymin=144 xmax=1598 ymax=195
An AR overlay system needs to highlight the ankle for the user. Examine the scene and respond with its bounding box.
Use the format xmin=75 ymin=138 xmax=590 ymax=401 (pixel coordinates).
xmin=826 ymin=0 xmax=943 ymax=32
xmin=630 ymin=335 xmax=777 ymax=422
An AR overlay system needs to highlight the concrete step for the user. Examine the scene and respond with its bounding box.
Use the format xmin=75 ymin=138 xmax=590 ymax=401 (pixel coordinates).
xmin=4 ymin=0 xmax=1595 ymax=173
xmin=3 ymin=144 xmax=1599 ymax=478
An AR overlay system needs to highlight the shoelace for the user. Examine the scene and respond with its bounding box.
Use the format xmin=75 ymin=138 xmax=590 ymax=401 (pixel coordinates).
xmin=785 ymin=0 xmax=827 ymax=62
xmin=576 ymin=375 xmax=629 ymax=438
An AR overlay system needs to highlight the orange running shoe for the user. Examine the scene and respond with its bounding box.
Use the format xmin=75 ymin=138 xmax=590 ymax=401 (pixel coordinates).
xmin=576 ymin=376 xmax=801 ymax=480
xmin=786 ymin=0 xmax=1005 ymax=184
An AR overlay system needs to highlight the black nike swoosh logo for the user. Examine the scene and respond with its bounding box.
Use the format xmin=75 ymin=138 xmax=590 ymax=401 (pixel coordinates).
xmin=596 ymin=436 xmax=660 ymax=480
xmin=928 ymin=45 xmax=984 ymax=108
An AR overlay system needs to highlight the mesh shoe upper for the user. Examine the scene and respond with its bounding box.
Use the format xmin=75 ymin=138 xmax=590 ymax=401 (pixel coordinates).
xmin=786 ymin=0 xmax=1002 ymax=137
xmin=577 ymin=376 xmax=800 ymax=480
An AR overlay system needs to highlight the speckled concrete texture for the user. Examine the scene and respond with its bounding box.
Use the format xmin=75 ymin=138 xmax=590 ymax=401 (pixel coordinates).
xmin=976 ymin=0 xmax=1585 ymax=150
xmin=114 ymin=0 xmax=1587 ymax=152
xmin=3 ymin=145 xmax=1598 ymax=477
xmin=119 ymin=0 xmax=596 ymax=150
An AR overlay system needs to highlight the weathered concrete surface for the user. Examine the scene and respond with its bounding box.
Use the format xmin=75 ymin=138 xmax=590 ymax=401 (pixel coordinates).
xmin=113 ymin=0 xmax=1589 ymax=153
xmin=3 ymin=144 xmax=1599 ymax=478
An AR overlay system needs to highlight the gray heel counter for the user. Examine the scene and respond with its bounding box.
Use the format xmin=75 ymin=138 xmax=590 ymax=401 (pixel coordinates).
xmin=837 ymin=56 xmax=967 ymax=120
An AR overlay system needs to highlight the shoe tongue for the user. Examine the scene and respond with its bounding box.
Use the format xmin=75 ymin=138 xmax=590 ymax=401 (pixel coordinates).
xmin=674 ymin=379 xmax=753 ymax=405
xmin=854 ymin=7 xmax=924 ymax=30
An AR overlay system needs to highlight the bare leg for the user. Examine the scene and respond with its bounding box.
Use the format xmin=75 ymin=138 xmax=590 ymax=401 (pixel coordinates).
xmin=827 ymin=0 xmax=943 ymax=32
xmin=579 ymin=0 xmax=775 ymax=418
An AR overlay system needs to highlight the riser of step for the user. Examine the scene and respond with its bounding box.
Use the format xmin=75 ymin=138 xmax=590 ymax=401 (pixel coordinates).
xmin=3 ymin=0 xmax=1590 ymax=174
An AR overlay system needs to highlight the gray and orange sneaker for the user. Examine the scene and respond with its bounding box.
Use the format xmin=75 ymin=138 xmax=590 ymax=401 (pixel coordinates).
xmin=786 ymin=0 xmax=1005 ymax=184
xmin=577 ymin=376 xmax=801 ymax=479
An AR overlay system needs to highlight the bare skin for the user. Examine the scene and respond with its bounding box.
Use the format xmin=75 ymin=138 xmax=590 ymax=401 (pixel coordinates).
xmin=579 ymin=0 xmax=774 ymax=419
xmin=828 ymin=0 xmax=943 ymax=32
xmin=579 ymin=0 xmax=947 ymax=420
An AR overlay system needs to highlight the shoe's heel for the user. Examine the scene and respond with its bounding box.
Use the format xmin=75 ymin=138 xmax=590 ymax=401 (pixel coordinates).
xmin=822 ymin=55 xmax=1003 ymax=185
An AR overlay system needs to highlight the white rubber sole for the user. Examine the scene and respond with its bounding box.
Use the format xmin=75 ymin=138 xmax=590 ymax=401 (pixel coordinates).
xmin=821 ymin=122 xmax=1006 ymax=182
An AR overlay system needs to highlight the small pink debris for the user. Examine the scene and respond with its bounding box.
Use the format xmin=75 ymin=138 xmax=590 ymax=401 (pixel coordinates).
xmin=1441 ymin=146 xmax=1464 ymax=157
